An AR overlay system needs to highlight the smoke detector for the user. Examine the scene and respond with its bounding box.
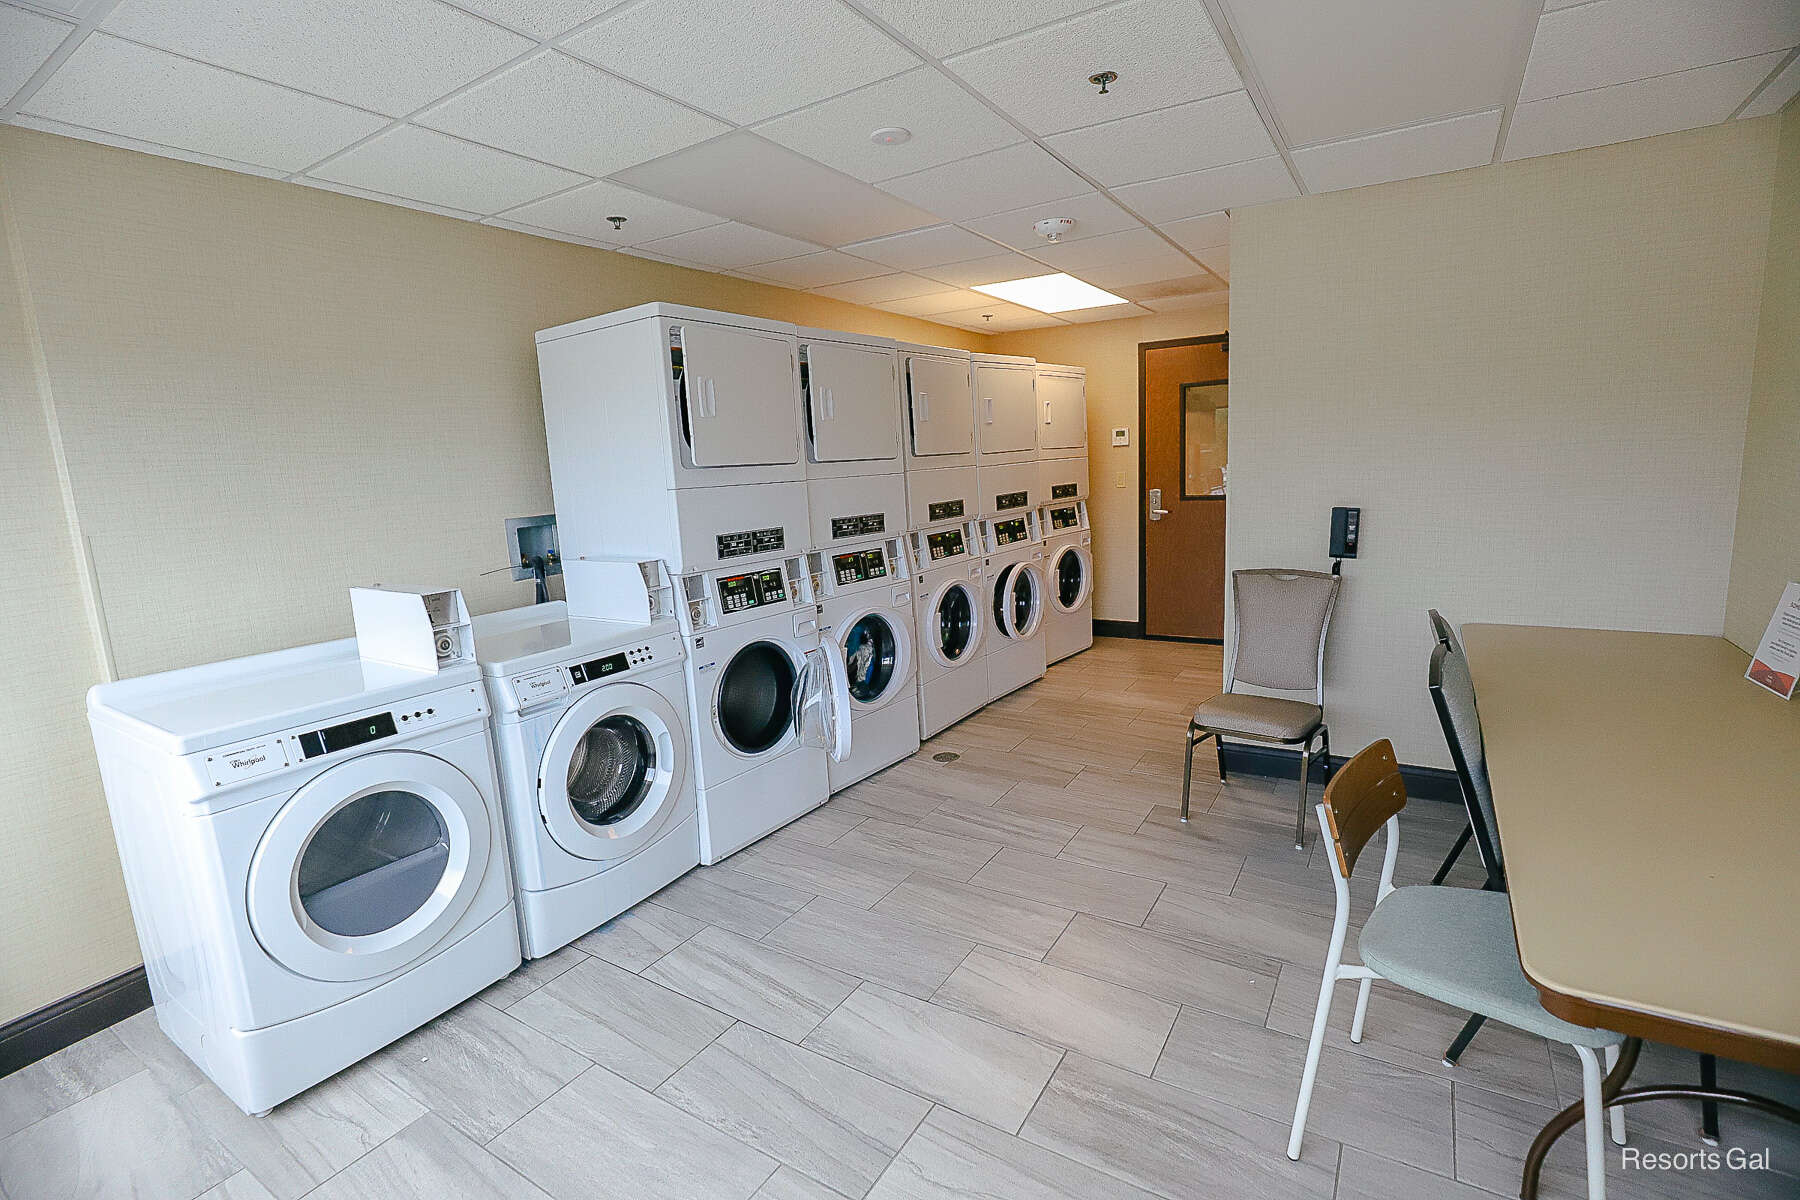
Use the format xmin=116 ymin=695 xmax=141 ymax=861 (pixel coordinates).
xmin=869 ymin=126 xmax=912 ymax=146
xmin=1033 ymin=217 xmax=1077 ymax=243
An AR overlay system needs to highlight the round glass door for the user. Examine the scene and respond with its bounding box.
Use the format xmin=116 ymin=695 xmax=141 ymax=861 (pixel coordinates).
xmin=992 ymin=565 xmax=1019 ymax=639
xmin=842 ymin=613 xmax=899 ymax=705
xmin=566 ymin=716 xmax=655 ymax=827
xmin=717 ymin=641 xmax=796 ymax=754
xmin=937 ymin=584 xmax=974 ymax=661
xmin=539 ymin=683 xmax=688 ymax=860
xmin=1055 ymin=546 xmax=1088 ymax=611
xmin=1010 ymin=565 xmax=1043 ymax=636
xmin=297 ymin=790 xmax=448 ymax=937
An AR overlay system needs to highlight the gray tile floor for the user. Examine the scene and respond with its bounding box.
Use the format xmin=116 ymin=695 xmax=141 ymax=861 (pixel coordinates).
xmin=3 ymin=638 xmax=1797 ymax=1199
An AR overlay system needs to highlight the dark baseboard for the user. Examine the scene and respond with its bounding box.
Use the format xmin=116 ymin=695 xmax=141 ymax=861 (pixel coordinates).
xmin=1219 ymin=742 xmax=1463 ymax=804
xmin=0 ymin=967 xmax=151 ymax=1078
xmin=1092 ymin=619 xmax=1143 ymax=639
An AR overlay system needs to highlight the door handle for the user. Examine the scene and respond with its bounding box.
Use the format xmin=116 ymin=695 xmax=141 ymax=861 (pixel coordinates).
xmin=984 ymin=396 xmax=994 ymax=424
xmin=1149 ymin=487 xmax=1169 ymax=520
xmin=704 ymin=378 xmax=718 ymax=418
xmin=1044 ymin=399 xmax=1052 ymax=423
xmin=917 ymin=390 xmax=929 ymax=423
xmin=823 ymin=386 xmax=835 ymax=419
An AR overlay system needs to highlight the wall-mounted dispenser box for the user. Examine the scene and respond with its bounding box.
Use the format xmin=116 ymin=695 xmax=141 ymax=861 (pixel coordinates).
xmin=350 ymin=586 xmax=473 ymax=673
xmin=506 ymin=515 xmax=561 ymax=581
xmin=1330 ymin=507 xmax=1361 ymax=559
xmin=564 ymin=557 xmax=675 ymax=625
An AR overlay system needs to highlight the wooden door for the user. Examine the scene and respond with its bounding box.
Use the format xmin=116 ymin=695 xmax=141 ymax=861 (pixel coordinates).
xmin=1141 ymin=337 xmax=1228 ymax=640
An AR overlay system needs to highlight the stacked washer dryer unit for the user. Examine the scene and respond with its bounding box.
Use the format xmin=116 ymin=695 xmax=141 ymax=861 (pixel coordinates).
xmin=86 ymin=638 xmax=519 ymax=1115
xmin=797 ymin=327 xmax=920 ymax=789
xmin=537 ymin=304 xmax=850 ymax=864
xmin=972 ymin=352 xmax=1049 ymax=701
xmin=899 ymin=342 xmax=989 ymax=737
xmin=1035 ymin=363 xmax=1094 ymax=662
xmin=472 ymin=601 xmax=697 ymax=958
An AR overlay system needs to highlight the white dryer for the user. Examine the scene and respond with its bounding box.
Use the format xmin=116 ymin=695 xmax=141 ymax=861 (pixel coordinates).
xmin=910 ymin=521 xmax=989 ymax=738
xmin=86 ymin=643 xmax=519 ymax=1116
xmin=675 ymin=556 xmax=851 ymax=862
xmin=972 ymin=352 xmax=1041 ymax=521
xmin=1035 ymin=362 xmax=1089 ymax=507
xmin=473 ymin=603 xmax=698 ymax=959
xmin=799 ymin=327 xmax=908 ymax=553
xmin=812 ymin=538 xmax=919 ymax=791
xmin=899 ymin=343 xmax=979 ymax=533
xmin=980 ymin=512 xmax=1049 ymax=701
xmin=1041 ymin=500 xmax=1094 ymax=663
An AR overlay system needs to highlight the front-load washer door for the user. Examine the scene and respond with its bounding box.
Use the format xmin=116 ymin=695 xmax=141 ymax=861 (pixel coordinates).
xmin=929 ymin=578 xmax=981 ymax=667
xmin=538 ymin=682 xmax=689 ymax=861
xmin=839 ymin=609 xmax=908 ymax=709
xmin=714 ymin=640 xmax=798 ymax=758
xmin=247 ymin=749 xmax=491 ymax=984
xmin=1052 ymin=544 xmax=1091 ymax=613
xmin=991 ymin=562 xmax=1046 ymax=640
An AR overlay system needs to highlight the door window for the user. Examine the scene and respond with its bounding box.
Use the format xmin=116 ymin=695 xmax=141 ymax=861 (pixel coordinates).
xmin=1011 ymin=568 xmax=1039 ymax=633
xmin=718 ymin=641 xmax=796 ymax=754
xmin=992 ymin=565 xmax=1018 ymax=638
xmin=843 ymin=614 xmax=898 ymax=703
xmin=298 ymin=791 xmax=449 ymax=937
xmin=566 ymin=716 xmax=655 ymax=827
xmin=1057 ymin=549 xmax=1085 ymax=609
xmin=937 ymin=585 xmax=974 ymax=660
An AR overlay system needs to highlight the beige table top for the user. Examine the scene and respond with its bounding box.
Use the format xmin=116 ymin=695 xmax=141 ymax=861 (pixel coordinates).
xmin=1463 ymin=624 xmax=1800 ymax=1070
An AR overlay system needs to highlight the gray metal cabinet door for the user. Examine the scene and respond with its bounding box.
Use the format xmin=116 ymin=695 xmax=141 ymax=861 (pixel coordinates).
xmin=681 ymin=322 xmax=800 ymax=467
xmin=1037 ymin=373 xmax=1086 ymax=450
xmin=806 ymin=341 xmax=900 ymax=462
xmin=905 ymin=355 xmax=974 ymax=457
xmin=975 ymin=363 xmax=1037 ymax=454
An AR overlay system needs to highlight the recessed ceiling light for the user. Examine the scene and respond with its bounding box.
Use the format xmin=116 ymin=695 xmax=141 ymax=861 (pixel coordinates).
xmin=972 ymin=273 xmax=1125 ymax=314
xmin=869 ymin=127 xmax=912 ymax=146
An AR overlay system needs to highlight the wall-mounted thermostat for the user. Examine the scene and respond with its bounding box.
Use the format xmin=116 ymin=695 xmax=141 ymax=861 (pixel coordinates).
xmin=1111 ymin=427 xmax=1130 ymax=446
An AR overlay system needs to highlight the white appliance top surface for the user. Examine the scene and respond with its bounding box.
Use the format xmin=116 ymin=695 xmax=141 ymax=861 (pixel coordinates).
xmin=88 ymin=637 xmax=479 ymax=754
xmin=473 ymin=603 xmax=678 ymax=675
xmin=536 ymin=301 xmax=796 ymax=344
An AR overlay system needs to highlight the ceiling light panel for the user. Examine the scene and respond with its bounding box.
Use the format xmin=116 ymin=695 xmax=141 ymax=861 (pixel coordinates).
xmin=23 ymin=35 xmax=389 ymax=174
xmin=1109 ymin=155 xmax=1298 ymax=222
xmin=946 ymin=0 xmax=1240 ymax=136
xmin=753 ymin=66 xmax=1019 ymax=182
xmin=416 ymin=51 xmax=727 ymax=178
xmin=1520 ymin=0 xmax=1800 ymax=104
xmin=564 ymin=0 xmax=917 ymax=125
xmin=1220 ymin=0 xmax=1540 ymax=146
xmin=103 ymin=0 xmax=533 ymax=117
xmin=498 ymin=178 xmax=724 ymax=244
xmin=1046 ymin=90 xmax=1276 ymax=185
xmin=636 ymin=220 xmax=824 ymax=269
xmin=972 ymin=272 xmax=1126 ymax=312
xmin=1 ymin=6 xmax=73 ymax=101
xmin=959 ymin=191 xmax=1142 ymax=250
xmin=878 ymin=141 xmax=1089 ymax=221
xmin=307 ymin=125 xmax=585 ymax=213
xmin=1291 ymin=109 xmax=1502 ymax=194
xmin=1503 ymin=53 xmax=1786 ymax=162
xmin=849 ymin=0 xmax=1112 ymax=57
xmin=842 ymin=223 xmax=1005 ymax=271
xmin=445 ymin=0 xmax=623 ymax=40
xmin=746 ymin=250 xmax=886 ymax=288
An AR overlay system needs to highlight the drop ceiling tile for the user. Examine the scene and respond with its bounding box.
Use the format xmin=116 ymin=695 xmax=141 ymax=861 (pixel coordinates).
xmin=23 ymin=35 xmax=389 ymax=173
xmin=946 ymin=0 xmax=1239 ymax=136
xmin=918 ymin=251 xmax=1056 ymax=288
xmin=299 ymin=175 xmax=486 ymax=220
xmin=1160 ymin=211 xmax=1229 ymax=252
xmin=1291 ymin=108 xmax=1501 ymax=194
xmin=612 ymin=130 xmax=939 ymax=245
xmin=308 ymin=124 xmax=585 ymax=213
xmin=499 ymin=178 xmax=723 ymax=244
xmin=1110 ymin=156 xmax=1297 ymax=222
xmin=746 ymin=250 xmax=886 ymax=288
xmin=1219 ymin=0 xmax=1539 ymax=145
xmin=851 ymin=0 xmax=1112 ymax=57
xmin=638 ymin=221 xmax=825 ymax=268
xmin=103 ymin=0 xmax=534 ymax=117
xmin=1034 ymin=226 xmax=1188 ymax=274
xmin=483 ymin=215 xmax=617 ymax=249
xmin=934 ymin=301 xmax=1063 ymax=331
xmin=961 ymin=191 xmax=1141 ymax=250
xmin=842 ymin=223 xmax=1003 ymax=270
xmin=10 ymin=113 xmax=294 ymax=178
xmin=754 ymin=66 xmax=1019 ymax=183
xmin=1520 ymin=0 xmax=1800 ymax=103
xmin=1055 ymin=301 xmax=1153 ymax=323
xmin=1194 ymin=244 xmax=1227 ymax=279
xmin=876 ymin=288 xmax=986 ymax=316
xmin=815 ymin=272 xmax=947 ymax=303
xmin=878 ymin=141 xmax=1089 ymax=221
xmin=1114 ymin=272 xmax=1226 ymax=302
xmin=446 ymin=0 xmax=624 ymax=39
xmin=1 ymin=5 xmax=72 ymax=103
xmin=564 ymin=0 xmax=917 ymax=124
xmin=1503 ymin=53 xmax=1787 ymax=162
xmin=416 ymin=50 xmax=726 ymax=177
xmin=1045 ymin=90 xmax=1276 ymax=185
xmin=1074 ymin=252 xmax=1199 ymax=290
xmin=1142 ymin=290 xmax=1229 ymax=314
xmin=1740 ymin=54 xmax=1800 ymax=118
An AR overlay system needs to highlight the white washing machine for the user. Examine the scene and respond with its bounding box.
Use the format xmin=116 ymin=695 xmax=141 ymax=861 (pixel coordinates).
xmin=972 ymin=352 xmax=1041 ymax=521
xmin=472 ymin=603 xmax=698 ymax=959
xmin=811 ymin=538 xmax=920 ymax=791
xmin=980 ymin=512 xmax=1049 ymax=701
xmin=1040 ymin=500 xmax=1094 ymax=663
xmin=910 ymin=521 xmax=989 ymax=738
xmin=799 ymin=327 xmax=908 ymax=554
xmin=86 ymin=642 xmax=519 ymax=1116
xmin=674 ymin=556 xmax=851 ymax=862
xmin=1035 ymin=362 xmax=1089 ymax=507
xmin=539 ymin=302 xmax=812 ymax=574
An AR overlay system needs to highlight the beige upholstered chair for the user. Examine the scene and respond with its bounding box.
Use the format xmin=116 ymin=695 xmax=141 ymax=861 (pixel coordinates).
xmin=1181 ymin=568 xmax=1339 ymax=847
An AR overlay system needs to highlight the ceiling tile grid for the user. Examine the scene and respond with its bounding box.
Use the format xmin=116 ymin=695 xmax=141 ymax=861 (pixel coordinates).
xmin=4 ymin=0 xmax=1797 ymax=330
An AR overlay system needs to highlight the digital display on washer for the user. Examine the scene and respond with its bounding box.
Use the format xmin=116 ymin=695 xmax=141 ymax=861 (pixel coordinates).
xmin=1051 ymin=482 xmax=1079 ymax=500
xmin=569 ymin=652 xmax=628 ymax=685
xmin=299 ymin=712 xmax=398 ymax=758
xmin=992 ymin=517 xmax=1029 ymax=546
xmin=717 ymin=527 xmax=785 ymax=560
xmin=832 ymin=549 xmax=888 ymax=585
xmin=995 ymin=490 xmax=1029 ymax=511
xmin=830 ymin=513 xmax=885 ymax=540
xmin=1050 ymin=505 xmax=1079 ymax=530
xmin=718 ymin=568 xmax=788 ymax=614
xmin=927 ymin=499 xmax=964 ymax=522
xmin=926 ymin=528 xmax=965 ymax=560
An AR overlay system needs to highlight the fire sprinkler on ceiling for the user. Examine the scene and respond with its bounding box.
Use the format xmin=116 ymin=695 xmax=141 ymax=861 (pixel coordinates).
xmin=606 ymin=216 xmax=627 ymax=230
xmin=1034 ymin=217 xmax=1077 ymax=243
xmin=1088 ymin=71 xmax=1117 ymax=95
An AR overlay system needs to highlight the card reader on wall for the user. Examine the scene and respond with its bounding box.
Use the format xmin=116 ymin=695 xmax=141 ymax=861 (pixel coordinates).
xmin=1330 ymin=507 xmax=1360 ymax=574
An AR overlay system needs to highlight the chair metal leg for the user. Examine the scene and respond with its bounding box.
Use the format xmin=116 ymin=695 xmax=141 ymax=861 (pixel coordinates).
xmin=1349 ymin=977 xmax=1373 ymax=1043
xmin=1699 ymin=1053 xmax=1719 ymax=1145
xmin=1288 ymin=917 xmax=1349 ymax=1160
xmin=1574 ymin=1045 xmax=1609 ymax=1200
xmin=1215 ymin=733 xmax=1228 ymax=782
xmin=1443 ymin=1013 xmax=1485 ymax=1066
xmin=1318 ymin=726 xmax=1332 ymax=782
xmin=1295 ymin=743 xmax=1311 ymax=850
xmin=1180 ymin=726 xmax=1200 ymax=822
xmin=1604 ymin=1044 xmax=1627 ymax=1145
xmin=1432 ymin=823 xmax=1473 ymax=885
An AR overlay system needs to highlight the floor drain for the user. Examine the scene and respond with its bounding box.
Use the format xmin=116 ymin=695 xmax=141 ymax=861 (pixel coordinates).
xmin=932 ymin=752 xmax=960 ymax=763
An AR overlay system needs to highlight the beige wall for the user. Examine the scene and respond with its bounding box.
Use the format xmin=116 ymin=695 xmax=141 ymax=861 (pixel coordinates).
xmin=1229 ymin=118 xmax=1781 ymax=768
xmin=0 ymin=125 xmax=983 ymax=1024
xmin=1726 ymin=104 xmax=1800 ymax=653
xmin=991 ymin=305 xmax=1227 ymax=623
